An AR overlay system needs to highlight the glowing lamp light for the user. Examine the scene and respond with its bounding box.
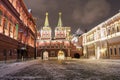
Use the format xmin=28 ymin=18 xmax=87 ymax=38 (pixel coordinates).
xmin=89 ymin=56 xmax=96 ymax=60
xmin=37 ymin=37 xmax=40 ymax=39
xmin=100 ymin=48 xmax=106 ymax=53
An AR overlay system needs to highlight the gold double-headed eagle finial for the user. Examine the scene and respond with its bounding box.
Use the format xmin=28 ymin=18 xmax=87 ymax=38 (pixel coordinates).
xmin=59 ymin=12 xmax=62 ymax=15
xmin=46 ymin=12 xmax=48 ymax=16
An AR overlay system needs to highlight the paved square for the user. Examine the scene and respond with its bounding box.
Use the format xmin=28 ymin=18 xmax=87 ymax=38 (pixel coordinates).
xmin=0 ymin=59 xmax=120 ymax=80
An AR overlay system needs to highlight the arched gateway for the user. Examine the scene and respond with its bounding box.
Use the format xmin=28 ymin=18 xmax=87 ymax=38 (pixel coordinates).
xmin=43 ymin=51 xmax=49 ymax=60
xmin=58 ymin=50 xmax=65 ymax=60
xmin=74 ymin=53 xmax=80 ymax=58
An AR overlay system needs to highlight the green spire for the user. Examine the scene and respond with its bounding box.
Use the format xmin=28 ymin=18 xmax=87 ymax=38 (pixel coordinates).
xmin=57 ymin=12 xmax=62 ymax=27
xmin=44 ymin=12 xmax=49 ymax=27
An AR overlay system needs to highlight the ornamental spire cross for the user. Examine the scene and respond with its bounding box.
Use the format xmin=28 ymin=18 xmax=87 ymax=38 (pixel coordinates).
xmin=57 ymin=12 xmax=63 ymax=27
xmin=44 ymin=12 xmax=49 ymax=27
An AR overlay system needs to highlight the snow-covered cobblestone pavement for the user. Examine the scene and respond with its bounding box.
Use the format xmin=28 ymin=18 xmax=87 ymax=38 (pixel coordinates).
xmin=0 ymin=59 xmax=120 ymax=80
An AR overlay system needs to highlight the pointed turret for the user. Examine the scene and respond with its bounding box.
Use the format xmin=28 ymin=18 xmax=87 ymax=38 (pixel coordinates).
xmin=57 ymin=12 xmax=62 ymax=27
xmin=41 ymin=12 xmax=51 ymax=40
xmin=44 ymin=12 xmax=49 ymax=27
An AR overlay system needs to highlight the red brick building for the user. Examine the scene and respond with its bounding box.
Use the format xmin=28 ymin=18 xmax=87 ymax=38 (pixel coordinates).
xmin=37 ymin=12 xmax=83 ymax=60
xmin=0 ymin=0 xmax=37 ymax=61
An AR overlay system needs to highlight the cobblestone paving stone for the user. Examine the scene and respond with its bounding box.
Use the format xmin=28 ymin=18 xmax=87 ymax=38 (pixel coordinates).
xmin=0 ymin=59 xmax=120 ymax=80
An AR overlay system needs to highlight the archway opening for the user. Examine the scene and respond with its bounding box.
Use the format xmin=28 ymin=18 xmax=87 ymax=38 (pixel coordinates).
xmin=74 ymin=53 xmax=80 ymax=58
xmin=58 ymin=50 xmax=65 ymax=60
xmin=43 ymin=51 xmax=49 ymax=60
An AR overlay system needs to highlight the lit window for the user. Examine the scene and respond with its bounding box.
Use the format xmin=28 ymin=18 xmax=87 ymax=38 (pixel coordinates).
xmin=4 ymin=17 xmax=8 ymax=29
xmin=112 ymin=28 xmax=115 ymax=34
xmin=0 ymin=10 xmax=2 ymax=26
xmin=10 ymin=23 xmax=13 ymax=32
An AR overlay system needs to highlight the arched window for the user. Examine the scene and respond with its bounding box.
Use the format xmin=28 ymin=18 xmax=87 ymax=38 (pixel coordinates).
xmin=9 ymin=23 xmax=13 ymax=32
xmin=4 ymin=16 xmax=8 ymax=29
xmin=0 ymin=10 xmax=3 ymax=26
xmin=107 ymin=28 xmax=110 ymax=36
xmin=112 ymin=27 xmax=115 ymax=34
xmin=117 ymin=22 xmax=120 ymax=32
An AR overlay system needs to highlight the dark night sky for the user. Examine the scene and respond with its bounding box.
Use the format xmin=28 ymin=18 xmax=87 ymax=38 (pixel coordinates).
xmin=24 ymin=0 xmax=120 ymax=34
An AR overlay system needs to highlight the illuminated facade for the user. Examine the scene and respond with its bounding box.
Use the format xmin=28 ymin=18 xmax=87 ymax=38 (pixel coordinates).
xmin=0 ymin=0 xmax=37 ymax=61
xmin=82 ymin=12 xmax=120 ymax=59
xmin=54 ymin=13 xmax=70 ymax=40
xmin=37 ymin=13 xmax=82 ymax=60
xmin=40 ymin=13 xmax=52 ymax=40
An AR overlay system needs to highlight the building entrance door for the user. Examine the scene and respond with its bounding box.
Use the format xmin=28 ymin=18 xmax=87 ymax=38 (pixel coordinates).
xmin=58 ymin=50 xmax=65 ymax=60
xmin=43 ymin=51 xmax=49 ymax=60
xmin=96 ymin=47 xmax=100 ymax=59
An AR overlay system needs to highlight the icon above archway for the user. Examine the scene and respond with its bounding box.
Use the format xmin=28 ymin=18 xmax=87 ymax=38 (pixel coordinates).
xmin=58 ymin=50 xmax=65 ymax=60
